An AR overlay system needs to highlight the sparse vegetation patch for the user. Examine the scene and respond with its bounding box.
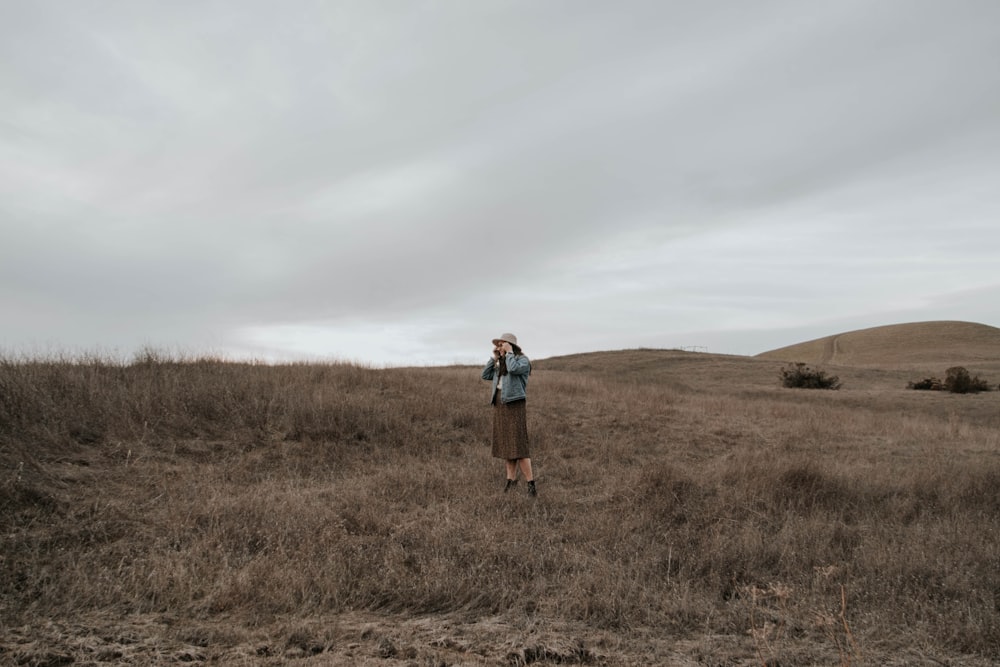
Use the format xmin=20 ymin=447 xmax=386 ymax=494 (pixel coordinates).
xmin=944 ymin=366 xmax=992 ymax=393
xmin=908 ymin=366 xmax=993 ymax=393
xmin=907 ymin=376 xmax=946 ymax=391
xmin=779 ymin=362 xmax=842 ymax=389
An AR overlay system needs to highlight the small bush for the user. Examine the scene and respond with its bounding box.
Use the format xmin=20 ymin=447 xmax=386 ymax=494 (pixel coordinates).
xmin=779 ymin=362 xmax=841 ymax=390
xmin=907 ymin=377 xmax=945 ymax=391
xmin=908 ymin=369 xmax=991 ymax=393
xmin=944 ymin=367 xmax=991 ymax=394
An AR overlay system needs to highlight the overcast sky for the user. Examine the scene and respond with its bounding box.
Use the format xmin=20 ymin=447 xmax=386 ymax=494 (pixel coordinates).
xmin=3 ymin=1 xmax=999 ymax=366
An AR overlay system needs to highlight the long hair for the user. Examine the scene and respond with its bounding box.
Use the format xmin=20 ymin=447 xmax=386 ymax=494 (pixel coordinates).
xmin=498 ymin=344 xmax=525 ymax=376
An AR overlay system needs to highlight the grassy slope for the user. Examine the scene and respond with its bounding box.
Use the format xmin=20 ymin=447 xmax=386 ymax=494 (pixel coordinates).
xmin=755 ymin=320 xmax=1000 ymax=371
xmin=2 ymin=332 xmax=1000 ymax=665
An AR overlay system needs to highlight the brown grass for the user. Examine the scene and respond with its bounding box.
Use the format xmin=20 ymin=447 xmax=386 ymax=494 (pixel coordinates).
xmin=2 ymin=345 xmax=999 ymax=665
xmin=756 ymin=320 xmax=1000 ymax=371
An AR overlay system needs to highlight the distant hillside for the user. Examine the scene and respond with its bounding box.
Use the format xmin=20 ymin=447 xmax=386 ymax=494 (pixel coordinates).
xmin=535 ymin=348 xmax=786 ymax=392
xmin=755 ymin=321 xmax=1000 ymax=369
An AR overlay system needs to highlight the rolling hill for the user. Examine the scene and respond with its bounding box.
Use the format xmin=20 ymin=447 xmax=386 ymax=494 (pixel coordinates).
xmin=755 ymin=320 xmax=1000 ymax=370
xmin=534 ymin=320 xmax=1000 ymax=391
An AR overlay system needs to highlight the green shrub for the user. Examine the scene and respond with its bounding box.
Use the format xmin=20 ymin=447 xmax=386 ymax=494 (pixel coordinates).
xmin=779 ymin=362 xmax=841 ymax=390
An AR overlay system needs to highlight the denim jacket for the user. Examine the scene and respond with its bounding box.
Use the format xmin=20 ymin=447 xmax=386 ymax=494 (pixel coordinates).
xmin=481 ymin=353 xmax=531 ymax=404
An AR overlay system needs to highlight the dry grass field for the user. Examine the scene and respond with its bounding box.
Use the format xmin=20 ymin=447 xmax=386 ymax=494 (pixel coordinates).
xmin=2 ymin=321 xmax=999 ymax=665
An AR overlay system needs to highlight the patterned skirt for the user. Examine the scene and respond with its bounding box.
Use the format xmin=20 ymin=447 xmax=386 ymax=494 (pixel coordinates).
xmin=491 ymin=391 xmax=530 ymax=460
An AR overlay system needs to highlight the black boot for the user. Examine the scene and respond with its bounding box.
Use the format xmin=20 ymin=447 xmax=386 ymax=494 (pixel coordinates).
xmin=504 ymin=479 xmax=517 ymax=493
xmin=527 ymin=480 xmax=537 ymax=497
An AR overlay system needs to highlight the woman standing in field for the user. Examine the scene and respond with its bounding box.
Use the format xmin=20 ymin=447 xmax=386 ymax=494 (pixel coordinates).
xmin=482 ymin=333 xmax=535 ymax=496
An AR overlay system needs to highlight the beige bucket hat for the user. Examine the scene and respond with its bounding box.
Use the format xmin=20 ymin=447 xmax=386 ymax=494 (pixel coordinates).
xmin=492 ymin=333 xmax=518 ymax=347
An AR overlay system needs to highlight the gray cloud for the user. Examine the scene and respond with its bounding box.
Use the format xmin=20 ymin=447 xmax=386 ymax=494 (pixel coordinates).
xmin=2 ymin=0 xmax=999 ymax=364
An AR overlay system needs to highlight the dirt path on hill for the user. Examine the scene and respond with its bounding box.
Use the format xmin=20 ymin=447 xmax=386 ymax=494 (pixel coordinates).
xmin=821 ymin=334 xmax=842 ymax=363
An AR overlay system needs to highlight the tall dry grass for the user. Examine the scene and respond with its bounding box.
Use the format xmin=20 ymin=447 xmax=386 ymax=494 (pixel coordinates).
xmin=1 ymin=349 xmax=999 ymax=662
